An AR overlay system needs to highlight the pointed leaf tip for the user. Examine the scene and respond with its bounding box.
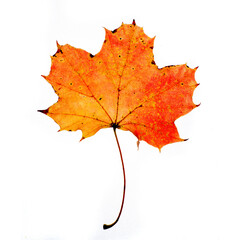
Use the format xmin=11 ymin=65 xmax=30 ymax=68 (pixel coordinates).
xmin=137 ymin=140 xmax=140 ymax=150
xmin=38 ymin=109 xmax=49 ymax=114
xmin=80 ymin=137 xmax=85 ymax=142
xmin=56 ymin=41 xmax=60 ymax=48
xmin=195 ymin=103 xmax=201 ymax=108
xmin=132 ymin=19 xmax=136 ymax=26
xmin=52 ymin=42 xmax=63 ymax=57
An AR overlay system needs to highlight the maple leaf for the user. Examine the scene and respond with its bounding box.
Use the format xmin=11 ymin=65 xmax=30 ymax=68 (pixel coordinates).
xmin=39 ymin=20 xmax=199 ymax=229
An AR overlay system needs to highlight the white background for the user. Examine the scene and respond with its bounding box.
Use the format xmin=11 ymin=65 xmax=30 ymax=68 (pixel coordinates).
xmin=1 ymin=0 xmax=240 ymax=239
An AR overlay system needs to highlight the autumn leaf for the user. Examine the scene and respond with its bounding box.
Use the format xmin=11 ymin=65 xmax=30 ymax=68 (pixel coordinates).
xmin=39 ymin=20 xmax=199 ymax=229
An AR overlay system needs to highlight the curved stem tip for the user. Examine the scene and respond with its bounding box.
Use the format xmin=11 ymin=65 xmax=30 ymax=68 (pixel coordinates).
xmin=103 ymin=128 xmax=126 ymax=230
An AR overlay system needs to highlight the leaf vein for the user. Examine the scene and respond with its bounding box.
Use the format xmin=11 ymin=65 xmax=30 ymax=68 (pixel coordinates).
xmin=48 ymin=112 xmax=110 ymax=124
xmin=115 ymin=25 xmax=137 ymax=122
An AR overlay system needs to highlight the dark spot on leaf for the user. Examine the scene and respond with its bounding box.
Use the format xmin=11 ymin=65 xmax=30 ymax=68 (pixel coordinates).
xmin=90 ymin=53 xmax=94 ymax=58
xmin=99 ymin=97 xmax=102 ymax=100
xmin=150 ymin=46 xmax=153 ymax=49
xmin=104 ymin=40 xmax=107 ymax=43
xmin=59 ymin=59 xmax=64 ymax=62
xmin=112 ymin=29 xmax=117 ymax=33
xmin=69 ymin=130 xmax=72 ymax=132
xmin=119 ymin=37 xmax=122 ymax=40
xmin=181 ymin=82 xmax=184 ymax=86
xmin=151 ymin=60 xmax=156 ymax=65
xmin=118 ymin=55 xmax=121 ymax=58
xmin=167 ymin=65 xmax=174 ymax=68
xmin=70 ymin=82 xmax=73 ymax=85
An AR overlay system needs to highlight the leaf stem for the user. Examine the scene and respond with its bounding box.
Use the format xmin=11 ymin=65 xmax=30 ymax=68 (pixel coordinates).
xmin=103 ymin=128 xmax=126 ymax=230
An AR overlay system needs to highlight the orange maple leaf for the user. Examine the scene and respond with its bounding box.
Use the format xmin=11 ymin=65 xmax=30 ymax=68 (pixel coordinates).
xmin=39 ymin=20 xmax=199 ymax=229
